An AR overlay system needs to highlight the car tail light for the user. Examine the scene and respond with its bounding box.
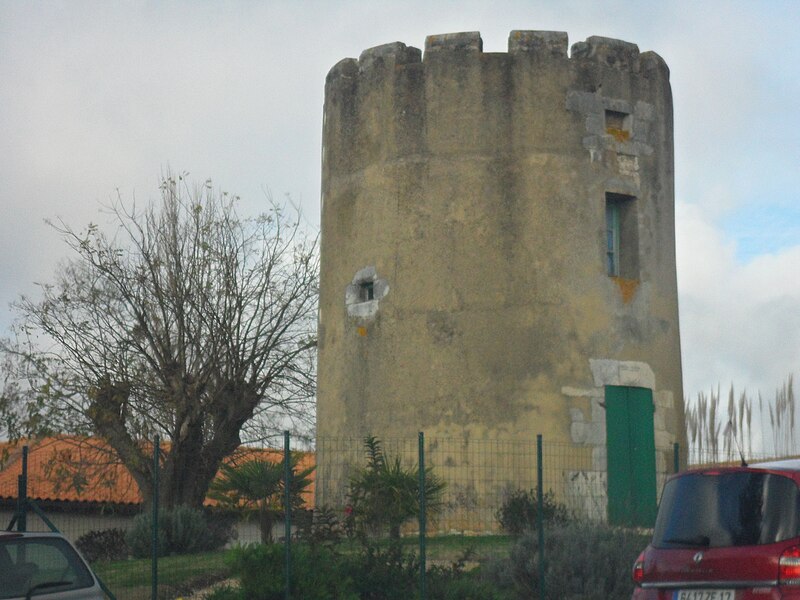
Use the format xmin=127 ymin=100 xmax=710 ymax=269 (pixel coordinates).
xmin=780 ymin=546 xmax=800 ymax=586
xmin=632 ymin=551 xmax=645 ymax=585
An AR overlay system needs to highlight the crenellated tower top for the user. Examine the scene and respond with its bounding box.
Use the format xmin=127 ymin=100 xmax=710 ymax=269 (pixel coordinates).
xmin=326 ymin=30 xmax=669 ymax=86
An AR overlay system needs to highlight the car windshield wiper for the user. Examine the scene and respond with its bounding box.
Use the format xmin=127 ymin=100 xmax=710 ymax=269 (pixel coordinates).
xmin=25 ymin=580 xmax=72 ymax=600
xmin=663 ymin=535 xmax=710 ymax=547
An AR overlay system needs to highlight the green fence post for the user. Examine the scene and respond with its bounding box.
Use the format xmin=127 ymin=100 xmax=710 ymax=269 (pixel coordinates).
xmin=537 ymin=434 xmax=545 ymax=600
xmin=17 ymin=445 xmax=28 ymax=532
xmin=673 ymin=442 xmax=680 ymax=474
xmin=418 ymin=431 xmax=427 ymax=600
xmin=152 ymin=435 xmax=159 ymax=600
xmin=284 ymin=430 xmax=291 ymax=600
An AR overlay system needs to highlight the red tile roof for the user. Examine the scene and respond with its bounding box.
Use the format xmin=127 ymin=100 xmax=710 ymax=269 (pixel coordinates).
xmin=0 ymin=437 xmax=315 ymax=508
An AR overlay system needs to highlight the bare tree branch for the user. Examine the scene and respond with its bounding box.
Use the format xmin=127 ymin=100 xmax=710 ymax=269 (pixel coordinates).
xmin=1 ymin=172 xmax=318 ymax=508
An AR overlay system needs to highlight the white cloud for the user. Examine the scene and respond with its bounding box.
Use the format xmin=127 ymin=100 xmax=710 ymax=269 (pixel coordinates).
xmin=677 ymin=200 xmax=800 ymax=399
xmin=1 ymin=0 xmax=799 ymax=407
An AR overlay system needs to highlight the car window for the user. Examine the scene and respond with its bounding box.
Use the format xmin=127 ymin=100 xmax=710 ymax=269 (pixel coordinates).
xmin=0 ymin=537 xmax=95 ymax=599
xmin=653 ymin=471 xmax=800 ymax=549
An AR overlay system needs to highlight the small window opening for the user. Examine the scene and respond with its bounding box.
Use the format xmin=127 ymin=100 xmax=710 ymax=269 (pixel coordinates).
xmin=605 ymin=110 xmax=630 ymax=142
xmin=605 ymin=193 xmax=639 ymax=279
xmin=359 ymin=281 xmax=375 ymax=302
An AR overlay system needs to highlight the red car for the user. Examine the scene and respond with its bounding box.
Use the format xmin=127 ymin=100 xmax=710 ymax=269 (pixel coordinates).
xmin=632 ymin=459 xmax=800 ymax=599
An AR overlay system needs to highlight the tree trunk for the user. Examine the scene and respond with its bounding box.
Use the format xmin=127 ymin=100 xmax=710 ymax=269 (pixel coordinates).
xmin=158 ymin=390 xmax=257 ymax=508
xmin=259 ymin=505 xmax=275 ymax=544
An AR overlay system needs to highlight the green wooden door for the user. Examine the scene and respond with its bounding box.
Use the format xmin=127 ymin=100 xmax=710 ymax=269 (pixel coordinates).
xmin=605 ymin=385 xmax=657 ymax=527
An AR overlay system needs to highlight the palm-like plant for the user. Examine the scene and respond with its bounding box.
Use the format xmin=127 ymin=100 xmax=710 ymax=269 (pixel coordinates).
xmin=348 ymin=436 xmax=445 ymax=539
xmin=209 ymin=454 xmax=314 ymax=543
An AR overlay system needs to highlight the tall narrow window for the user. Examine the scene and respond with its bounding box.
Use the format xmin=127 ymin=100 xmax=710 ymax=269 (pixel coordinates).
xmin=606 ymin=202 xmax=620 ymax=276
xmin=605 ymin=193 xmax=639 ymax=279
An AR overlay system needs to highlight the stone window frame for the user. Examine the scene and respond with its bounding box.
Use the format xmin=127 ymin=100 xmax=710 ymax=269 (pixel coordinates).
xmin=345 ymin=266 xmax=389 ymax=319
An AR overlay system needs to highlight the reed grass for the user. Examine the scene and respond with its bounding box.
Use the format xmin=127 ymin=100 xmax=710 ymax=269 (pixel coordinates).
xmin=685 ymin=375 xmax=796 ymax=462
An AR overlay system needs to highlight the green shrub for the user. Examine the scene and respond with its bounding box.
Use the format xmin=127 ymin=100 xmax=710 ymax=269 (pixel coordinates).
xmin=206 ymin=585 xmax=245 ymax=600
xmin=496 ymin=488 xmax=570 ymax=535
xmin=426 ymin=549 xmax=515 ymax=600
xmin=479 ymin=556 xmax=517 ymax=596
xmin=126 ymin=512 xmax=168 ymax=558
xmin=206 ymin=509 xmax=238 ymax=550
xmin=348 ymin=436 xmax=446 ymax=540
xmin=505 ymin=521 xmax=651 ymax=599
xmin=297 ymin=505 xmax=344 ymax=548
xmin=428 ymin=573 xmax=512 ymax=600
xmin=228 ymin=543 xmax=358 ymax=600
xmin=126 ymin=506 xmax=217 ymax=558
xmin=225 ymin=537 xmax=520 ymax=599
xmin=75 ymin=528 xmax=129 ymax=563
xmin=339 ymin=540 xmax=418 ymax=600
xmin=209 ymin=454 xmax=315 ymax=544
xmin=167 ymin=505 xmax=214 ymax=554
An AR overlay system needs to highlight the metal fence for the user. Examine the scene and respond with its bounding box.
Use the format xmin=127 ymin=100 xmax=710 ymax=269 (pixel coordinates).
xmin=2 ymin=434 xmax=793 ymax=599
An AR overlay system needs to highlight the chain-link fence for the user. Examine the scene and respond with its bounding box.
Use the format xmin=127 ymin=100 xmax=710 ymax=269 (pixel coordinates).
xmin=3 ymin=434 xmax=795 ymax=599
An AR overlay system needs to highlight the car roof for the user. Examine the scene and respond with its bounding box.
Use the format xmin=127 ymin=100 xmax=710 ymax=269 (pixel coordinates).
xmin=0 ymin=531 xmax=69 ymax=540
xmin=750 ymin=458 xmax=800 ymax=471
xmin=677 ymin=458 xmax=800 ymax=480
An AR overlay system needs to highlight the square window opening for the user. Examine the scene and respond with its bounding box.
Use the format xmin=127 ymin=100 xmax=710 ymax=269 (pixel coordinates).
xmin=605 ymin=110 xmax=630 ymax=142
xmin=359 ymin=281 xmax=375 ymax=302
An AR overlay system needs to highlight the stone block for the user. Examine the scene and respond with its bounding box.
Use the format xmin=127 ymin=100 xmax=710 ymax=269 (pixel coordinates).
xmin=359 ymin=42 xmax=421 ymax=72
xmin=592 ymin=446 xmax=607 ymax=471
xmin=619 ymin=361 xmax=655 ymax=389
xmin=508 ymin=30 xmax=568 ymax=58
xmin=590 ymin=358 xmax=620 ymax=387
xmin=425 ymin=32 xmax=482 ymax=54
xmin=572 ymin=36 xmax=640 ymax=70
xmin=655 ymin=430 xmax=673 ymax=449
xmin=561 ymin=386 xmax=594 ymax=398
xmin=586 ymin=422 xmax=605 ymax=446
xmin=591 ymin=398 xmax=606 ymax=423
xmin=654 ymin=410 xmax=665 ymax=432
xmin=640 ymin=51 xmax=670 ymax=78
xmin=656 ymin=390 xmax=674 ymax=409
xmin=571 ymin=421 xmax=586 ymax=443
xmin=565 ymin=90 xmax=603 ymax=116
xmin=326 ymin=57 xmax=358 ymax=84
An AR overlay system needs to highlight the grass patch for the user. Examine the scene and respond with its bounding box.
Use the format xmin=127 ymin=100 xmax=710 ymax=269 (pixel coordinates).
xmin=329 ymin=534 xmax=513 ymax=564
xmin=402 ymin=534 xmax=513 ymax=562
xmin=94 ymin=550 xmax=232 ymax=600
xmin=90 ymin=536 xmax=513 ymax=599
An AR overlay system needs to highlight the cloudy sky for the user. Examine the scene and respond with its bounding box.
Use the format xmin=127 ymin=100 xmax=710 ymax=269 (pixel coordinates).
xmin=1 ymin=0 xmax=799 ymax=404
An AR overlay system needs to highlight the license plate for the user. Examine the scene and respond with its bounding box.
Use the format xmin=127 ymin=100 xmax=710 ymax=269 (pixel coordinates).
xmin=674 ymin=591 xmax=734 ymax=600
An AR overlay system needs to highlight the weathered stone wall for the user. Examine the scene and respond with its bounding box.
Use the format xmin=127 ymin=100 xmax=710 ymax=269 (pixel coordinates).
xmin=317 ymin=31 xmax=685 ymax=523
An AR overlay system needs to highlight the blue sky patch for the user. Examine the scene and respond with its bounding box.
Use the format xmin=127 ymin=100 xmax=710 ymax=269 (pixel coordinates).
xmin=723 ymin=201 xmax=800 ymax=263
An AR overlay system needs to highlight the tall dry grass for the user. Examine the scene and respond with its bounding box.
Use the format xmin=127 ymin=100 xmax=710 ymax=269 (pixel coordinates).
xmin=685 ymin=375 xmax=796 ymax=463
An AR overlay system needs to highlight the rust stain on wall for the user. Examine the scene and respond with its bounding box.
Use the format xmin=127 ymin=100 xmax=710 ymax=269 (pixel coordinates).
xmin=613 ymin=277 xmax=639 ymax=303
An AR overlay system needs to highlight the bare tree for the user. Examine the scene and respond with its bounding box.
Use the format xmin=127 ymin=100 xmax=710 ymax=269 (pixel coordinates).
xmin=1 ymin=173 xmax=318 ymax=508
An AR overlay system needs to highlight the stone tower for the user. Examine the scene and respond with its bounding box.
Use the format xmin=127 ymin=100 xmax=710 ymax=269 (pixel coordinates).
xmin=317 ymin=31 xmax=685 ymax=526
